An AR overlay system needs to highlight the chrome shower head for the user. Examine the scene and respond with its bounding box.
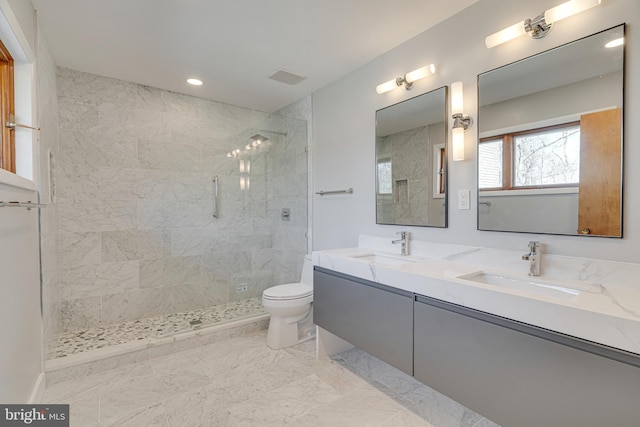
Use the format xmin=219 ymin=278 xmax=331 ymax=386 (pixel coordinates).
xmin=250 ymin=134 xmax=269 ymax=143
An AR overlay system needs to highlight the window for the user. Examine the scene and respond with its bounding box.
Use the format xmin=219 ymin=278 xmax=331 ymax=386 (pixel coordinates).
xmin=0 ymin=37 xmax=14 ymax=173
xmin=479 ymin=122 xmax=580 ymax=190
xmin=478 ymin=139 xmax=503 ymax=189
xmin=377 ymin=158 xmax=392 ymax=194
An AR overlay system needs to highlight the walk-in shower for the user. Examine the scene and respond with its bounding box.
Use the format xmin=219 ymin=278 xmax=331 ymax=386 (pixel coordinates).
xmin=49 ymin=70 xmax=308 ymax=360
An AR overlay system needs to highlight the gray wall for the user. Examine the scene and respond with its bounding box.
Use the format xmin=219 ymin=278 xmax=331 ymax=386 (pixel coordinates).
xmin=312 ymin=0 xmax=640 ymax=264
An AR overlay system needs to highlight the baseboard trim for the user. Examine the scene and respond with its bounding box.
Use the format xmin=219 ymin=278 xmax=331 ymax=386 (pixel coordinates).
xmin=28 ymin=372 xmax=46 ymax=403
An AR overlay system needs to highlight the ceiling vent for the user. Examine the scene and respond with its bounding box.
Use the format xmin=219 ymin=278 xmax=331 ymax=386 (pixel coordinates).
xmin=269 ymin=69 xmax=306 ymax=85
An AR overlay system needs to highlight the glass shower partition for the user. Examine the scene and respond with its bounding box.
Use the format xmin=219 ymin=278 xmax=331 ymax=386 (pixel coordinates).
xmin=158 ymin=114 xmax=308 ymax=336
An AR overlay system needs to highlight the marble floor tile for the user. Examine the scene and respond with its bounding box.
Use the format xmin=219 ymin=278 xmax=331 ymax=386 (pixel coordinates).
xmin=62 ymin=392 xmax=100 ymax=427
xmin=227 ymin=374 xmax=342 ymax=425
xmin=315 ymin=362 xmax=370 ymax=395
xmin=472 ymin=417 xmax=501 ymax=427
xmin=406 ymin=390 xmax=486 ymax=427
xmin=374 ymin=369 xmax=435 ymax=404
xmin=43 ymin=331 xmax=500 ymax=426
xmin=296 ymin=383 xmax=408 ymax=426
xmin=161 ymin=383 xmax=235 ymax=427
xmin=381 ymin=408 xmax=434 ymax=427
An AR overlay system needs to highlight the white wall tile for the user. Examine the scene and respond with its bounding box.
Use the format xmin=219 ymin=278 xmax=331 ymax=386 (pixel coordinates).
xmin=102 ymin=230 xmax=171 ymax=261
xmin=61 ymin=261 xmax=139 ymax=299
xmin=56 ymin=68 xmax=308 ymax=329
xmin=59 ymin=232 xmax=102 ymax=267
xmin=101 ymin=288 xmax=172 ymax=324
xmin=59 ymin=200 xmax=137 ymax=233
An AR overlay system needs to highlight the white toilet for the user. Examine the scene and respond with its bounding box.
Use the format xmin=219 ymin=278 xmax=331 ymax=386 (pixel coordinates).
xmin=262 ymin=255 xmax=314 ymax=349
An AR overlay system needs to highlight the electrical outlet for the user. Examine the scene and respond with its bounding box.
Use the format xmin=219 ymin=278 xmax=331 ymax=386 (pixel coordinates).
xmin=236 ymin=285 xmax=248 ymax=293
xmin=458 ymin=189 xmax=470 ymax=210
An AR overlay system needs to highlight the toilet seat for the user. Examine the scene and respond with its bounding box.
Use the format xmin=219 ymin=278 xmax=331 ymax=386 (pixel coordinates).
xmin=263 ymin=283 xmax=312 ymax=301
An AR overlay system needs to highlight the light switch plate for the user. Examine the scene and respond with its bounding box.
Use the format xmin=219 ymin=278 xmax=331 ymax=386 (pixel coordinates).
xmin=458 ymin=189 xmax=470 ymax=210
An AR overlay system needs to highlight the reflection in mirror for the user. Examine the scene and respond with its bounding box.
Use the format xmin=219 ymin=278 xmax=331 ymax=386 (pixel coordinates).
xmin=376 ymin=87 xmax=448 ymax=227
xmin=477 ymin=25 xmax=624 ymax=237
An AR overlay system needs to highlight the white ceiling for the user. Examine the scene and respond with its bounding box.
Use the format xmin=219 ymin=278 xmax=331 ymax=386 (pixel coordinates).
xmin=32 ymin=0 xmax=478 ymax=113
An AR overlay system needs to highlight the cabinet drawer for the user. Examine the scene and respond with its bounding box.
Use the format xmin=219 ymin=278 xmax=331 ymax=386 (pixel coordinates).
xmin=314 ymin=267 xmax=413 ymax=375
xmin=414 ymin=296 xmax=640 ymax=427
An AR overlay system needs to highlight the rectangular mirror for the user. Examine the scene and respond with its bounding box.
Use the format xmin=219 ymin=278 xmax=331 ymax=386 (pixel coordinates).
xmin=376 ymin=87 xmax=448 ymax=227
xmin=477 ymin=25 xmax=624 ymax=237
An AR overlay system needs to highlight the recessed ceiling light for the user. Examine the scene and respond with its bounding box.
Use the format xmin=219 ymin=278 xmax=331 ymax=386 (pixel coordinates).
xmin=186 ymin=78 xmax=203 ymax=86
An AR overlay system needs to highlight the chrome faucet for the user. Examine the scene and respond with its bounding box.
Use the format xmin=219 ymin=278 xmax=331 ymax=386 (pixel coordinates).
xmin=392 ymin=231 xmax=410 ymax=256
xmin=522 ymin=241 xmax=541 ymax=276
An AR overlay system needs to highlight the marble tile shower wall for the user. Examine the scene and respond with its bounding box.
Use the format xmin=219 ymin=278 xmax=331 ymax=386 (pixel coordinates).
xmin=377 ymin=126 xmax=430 ymax=225
xmin=56 ymin=67 xmax=307 ymax=334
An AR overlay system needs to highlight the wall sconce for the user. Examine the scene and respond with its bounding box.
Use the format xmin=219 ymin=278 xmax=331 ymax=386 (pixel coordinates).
xmin=485 ymin=0 xmax=601 ymax=48
xmin=376 ymin=64 xmax=436 ymax=94
xmin=451 ymin=81 xmax=471 ymax=162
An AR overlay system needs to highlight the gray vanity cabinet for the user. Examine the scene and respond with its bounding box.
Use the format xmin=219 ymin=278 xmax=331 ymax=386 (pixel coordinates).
xmin=313 ymin=267 xmax=413 ymax=375
xmin=413 ymin=295 xmax=640 ymax=427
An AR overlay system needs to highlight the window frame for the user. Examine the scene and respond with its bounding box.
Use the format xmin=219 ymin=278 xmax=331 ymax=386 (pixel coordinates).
xmin=0 ymin=37 xmax=14 ymax=173
xmin=479 ymin=121 xmax=580 ymax=192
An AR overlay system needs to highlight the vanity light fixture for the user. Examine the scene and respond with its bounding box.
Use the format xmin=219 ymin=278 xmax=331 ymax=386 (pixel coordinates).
xmin=376 ymin=64 xmax=436 ymax=94
xmin=485 ymin=0 xmax=601 ymax=49
xmin=451 ymin=81 xmax=471 ymax=162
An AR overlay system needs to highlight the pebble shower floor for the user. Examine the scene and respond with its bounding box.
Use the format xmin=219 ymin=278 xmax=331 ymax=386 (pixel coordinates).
xmin=50 ymin=298 xmax=266 ymax=359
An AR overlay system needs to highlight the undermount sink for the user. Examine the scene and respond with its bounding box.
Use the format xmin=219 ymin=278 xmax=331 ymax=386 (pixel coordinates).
xmin=458 ymin=272 xmax=582 ymax=300
xmin=350 ymin=253 xmax=417 ymax=266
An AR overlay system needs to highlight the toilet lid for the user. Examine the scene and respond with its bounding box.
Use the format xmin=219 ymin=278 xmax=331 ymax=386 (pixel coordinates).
xmin=263 ymin=283 xmax=313 ymax=300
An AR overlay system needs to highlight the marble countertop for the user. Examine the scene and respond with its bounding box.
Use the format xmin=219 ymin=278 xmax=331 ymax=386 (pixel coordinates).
xmin=313 ymin=236 xmax=640 ymax=356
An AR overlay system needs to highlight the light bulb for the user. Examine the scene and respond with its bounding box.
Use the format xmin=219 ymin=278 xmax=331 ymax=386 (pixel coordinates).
xmin=405 ymin=64 xmax=436 ymax=83
xmin=485 ymin=20 xmax=527 ymax=48
xmin=186 ymin=78 xmax=203 ymax=86
xmin=544 ymin=0 xmax=601 ymax=24
xmin=452 ymin=127 xmax=465 ymax=161
xmin=376 ymin=78 xmax=399 ymax=94
xmin=451 ymin=81 xmax=464 ymax=116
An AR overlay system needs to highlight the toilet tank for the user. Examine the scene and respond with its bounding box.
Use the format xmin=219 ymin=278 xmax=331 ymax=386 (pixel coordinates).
xmin=300 ymin=255 xmax=313 ymax=285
